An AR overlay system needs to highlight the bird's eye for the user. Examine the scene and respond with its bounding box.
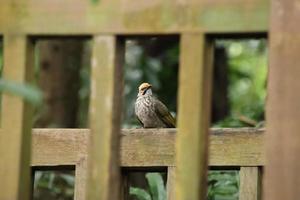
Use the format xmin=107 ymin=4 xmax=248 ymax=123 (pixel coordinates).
xmin=142 ymin=88 xmax=147 ymax=95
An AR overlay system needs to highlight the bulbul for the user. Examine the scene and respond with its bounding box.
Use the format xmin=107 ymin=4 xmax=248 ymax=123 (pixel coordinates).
xmin=135 ymin=83 xmax=176 ymax=128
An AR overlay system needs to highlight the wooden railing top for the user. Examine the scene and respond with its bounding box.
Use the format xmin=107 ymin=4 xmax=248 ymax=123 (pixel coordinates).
xmin=0 ymin=0 xmax=269 ymax=34
xmin=31 ymin=128 xmax=265 ymax=167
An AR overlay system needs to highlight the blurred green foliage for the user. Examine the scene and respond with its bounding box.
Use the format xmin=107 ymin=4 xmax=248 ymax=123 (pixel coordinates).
xmin=213 ymin=39 xmax=267 ymax=127
xmin=208 ymin=171 xmax=239 ymax=200
xmin=130 ymin=171 xmax=239 ymax=200
xmin=0 ymin=41 xmax=43 ymax=123
xmin=0 ymin=79 xmax=43 ymax=106
xmin=0 ymin=41 xmax=42 ymax=107
xmin=130 ymin=173 xmax=167 ymax=200
xmin=77 ymin=50 xmax=91 ymax=128
xmin=123 ymin=38 xmax=178 ymax=127
xmin=33 ymin=171 xmax=75 ymax=200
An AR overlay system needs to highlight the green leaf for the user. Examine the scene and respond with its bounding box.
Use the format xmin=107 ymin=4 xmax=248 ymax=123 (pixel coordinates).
xmin=146 ymin=173 xmax=166 ymax=200
xmin=0 ymin=78 xmax=43 ymax=106
xmin=130 ymin=187 xmax=152 ymax=200
xmin=60 ymin=174 xmax=75 ymax=186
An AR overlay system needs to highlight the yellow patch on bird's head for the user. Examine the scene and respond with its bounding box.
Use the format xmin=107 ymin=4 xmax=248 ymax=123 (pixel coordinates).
xmin=138 ymin=83 xmax=152 ymax=93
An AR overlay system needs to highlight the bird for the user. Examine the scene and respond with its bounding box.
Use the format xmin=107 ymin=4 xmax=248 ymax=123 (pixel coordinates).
xmin=135 ymin=82 xmax=176 ymax=128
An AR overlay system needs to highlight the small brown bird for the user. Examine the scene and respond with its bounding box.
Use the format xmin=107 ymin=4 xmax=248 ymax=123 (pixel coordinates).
xmin=135 ymin=83 xmax=176 ymax=128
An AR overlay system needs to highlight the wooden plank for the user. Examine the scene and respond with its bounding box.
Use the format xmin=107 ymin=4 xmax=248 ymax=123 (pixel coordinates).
xmin=30 ymin=128 xmax=265 ymax=167
xmin=86 ymin=36 xmax=124 ymax=200
xmin=31 ymin=129 xmax=88 ymax=166
xmin=167 ymin=166 xmax=176 ymax=200
xmin=29 ymin=128 xmax=264 ymax=200
xmin=0 ymin=0 xmax=269 ymax=34
xmin=264 ymin=0 xmax=300 ymax=199
xmin=120 ymin=129 xmax=176 ymax=167
xmin=209 ymin=128 xmax=264 ymax=166
xmin=121 ymin=128 xmax=265 ymax=167
xmin=240 ymin=167 xmax=261 ymax=200
xmin=0 ymin=35 xmax=34 ymax=200
xmin=31 ymin=129 xmax=89 ymax=200
xmin=175 ymin=33 xmax=213 ymax=200
xmin=74 ymin=157 xmax=88 ymax=200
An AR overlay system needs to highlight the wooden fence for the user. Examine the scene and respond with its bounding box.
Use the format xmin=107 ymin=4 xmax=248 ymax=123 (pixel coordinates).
xmin=30 ymin=128 xmax=264 ymax=200
xmin=0 ymin=0 xmax=299 ymax=200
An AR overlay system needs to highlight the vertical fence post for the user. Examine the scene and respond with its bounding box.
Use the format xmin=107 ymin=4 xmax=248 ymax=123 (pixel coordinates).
xmin=265 ymin=0 xmax=300 ymax=198
xmin=86 ymin=35 xmax=124 ymax=200
xmin=176 ymin=33 xmax=213 ymax=200
xmin=75 ymin=157 xmax=88 ymax=200
xmin=0 ymin=35 xmax=34 ymax=200
xmin=240 ymin=167 xmax=261 ymax=200
xmin=167 ymin=166 xmax=176 ymax=200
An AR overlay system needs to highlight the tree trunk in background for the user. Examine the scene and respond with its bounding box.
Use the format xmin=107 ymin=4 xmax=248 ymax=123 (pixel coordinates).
xmin=34 ymin=39 xmax=84 ymax=128
xmin=212 ymin=46 xmax=229 ymax=123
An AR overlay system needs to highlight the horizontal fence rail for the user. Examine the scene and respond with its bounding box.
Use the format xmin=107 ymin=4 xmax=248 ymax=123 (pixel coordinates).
xmin=31 ymin=128 xmax=265 ymax=167
xmin=0 ymin=0 xmax=269 ymax=34
xmin=30 ymin=128 xmax=264 ymax=200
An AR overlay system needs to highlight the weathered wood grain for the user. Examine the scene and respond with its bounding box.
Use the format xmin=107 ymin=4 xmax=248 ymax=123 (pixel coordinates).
xmin=210 ymin=128 xmax=264 ymax=166
xmin=176 ymin=33 xmax=213 ymax=200
xmin=240 ymin=167 xmax=261 ymax=200
xmin=0 ymin=0 xmax=268 ymax=34
xmin=30 ymin=128 xmax=265 ymax=199
xmin=122 ymin=129 xmax=265 ymax=167
xmin=0 ymin=35 xmax=34 ymax=200
xmin=86 ymin=36 xmax=124 ymax=200
xmin=74 ymin=156 xmax=88 ymax=200
xmin=30 ymin=128 xmax=265 ymax=167
xmin=31 ymin=129 xmax=89 ymax=200
xmin=167 ymin=166 xmax=176 ymax=200
xmin=31 ymin=129 xmax=88 ymax=166
xmin=264 ymin=0 xmax=300 ymax=199
xmin=120 ymin=129 xmax=176 ymax=167
xmin=30 ymin=128 xmax=264 ymax=200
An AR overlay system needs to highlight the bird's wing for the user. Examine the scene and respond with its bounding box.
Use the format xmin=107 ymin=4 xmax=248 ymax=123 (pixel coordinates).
xmin=135 ymin=102 xmax=144 ymax=128
xmin=136 ymin=116 xmax=144 ymax=128
xmin=154 ymin=98 xmax=176 ymax=128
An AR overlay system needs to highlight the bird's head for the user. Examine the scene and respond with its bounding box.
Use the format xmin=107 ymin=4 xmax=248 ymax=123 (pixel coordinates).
xmin=138 ymin=82 xmax=152 ymax=96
